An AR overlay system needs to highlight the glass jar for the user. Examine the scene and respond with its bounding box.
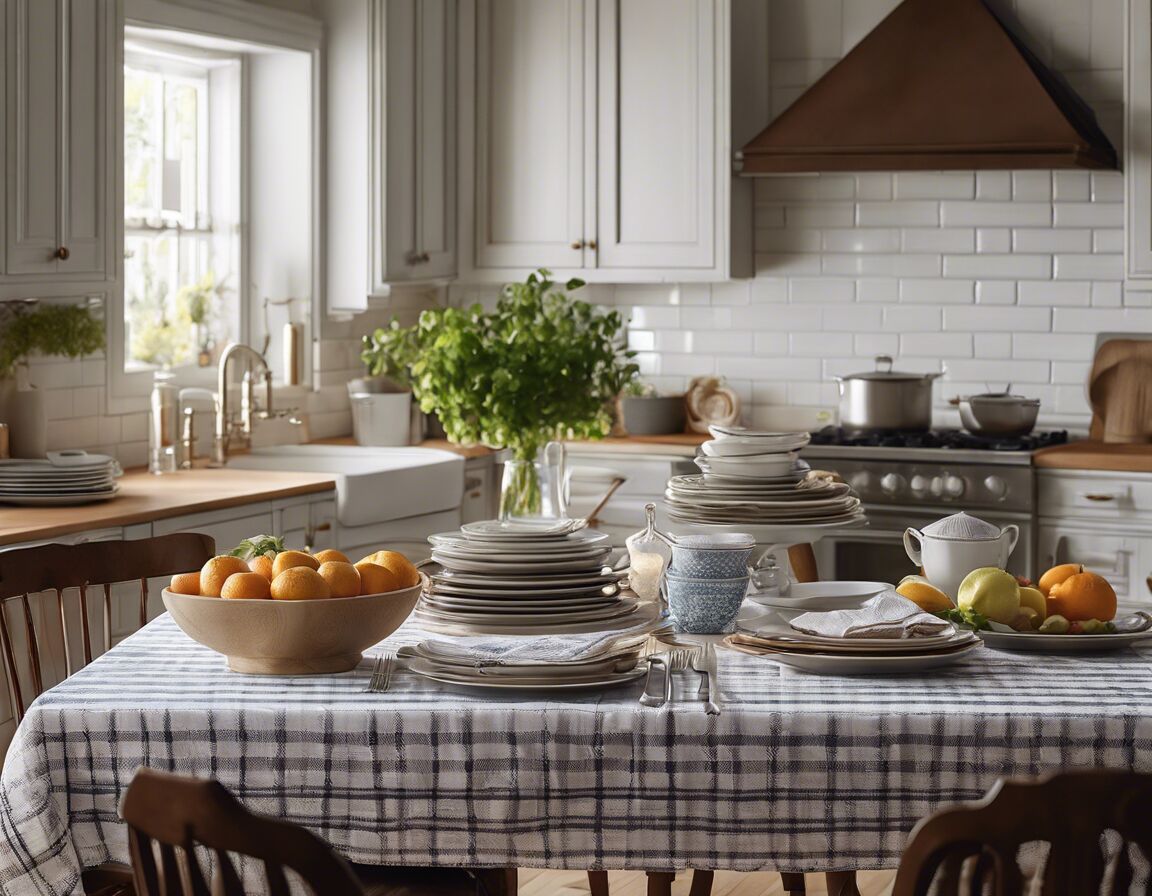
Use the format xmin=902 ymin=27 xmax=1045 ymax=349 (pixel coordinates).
xmin=626 ymin=503 xmax=671 ymax=608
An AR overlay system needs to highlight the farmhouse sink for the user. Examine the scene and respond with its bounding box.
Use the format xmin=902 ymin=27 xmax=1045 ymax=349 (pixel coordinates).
xmin=226 ymin=445 xmax=464 ymax=527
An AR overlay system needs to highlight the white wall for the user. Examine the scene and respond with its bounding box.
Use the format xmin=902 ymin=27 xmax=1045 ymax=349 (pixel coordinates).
xmin=608 ymin=0 xmax=1136 ymax=432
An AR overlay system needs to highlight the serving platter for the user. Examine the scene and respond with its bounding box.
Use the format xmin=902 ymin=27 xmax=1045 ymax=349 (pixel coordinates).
xmin=976 ymin=629 xmax=1152 ymax=653
xmin=405 ymin=656 xmax=647 ymax=691
xmin=734 ymin=640 xmax=982 ymax=675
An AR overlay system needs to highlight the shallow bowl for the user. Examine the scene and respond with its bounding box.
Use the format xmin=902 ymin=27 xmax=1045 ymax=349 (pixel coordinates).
xmin=162 ymin=574 xmax=425 ymax=675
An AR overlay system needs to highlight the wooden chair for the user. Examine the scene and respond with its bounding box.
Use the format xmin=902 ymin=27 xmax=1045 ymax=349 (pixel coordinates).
xmin=0 ymin=533 xmax=216 ymax=896
xmin=891 ymin=770 xmax=1152 ymax=896
xmin=0 ymin=532 xmax=217 ymax=722
xmin=120 ymin=768 xmax=508 ymax=896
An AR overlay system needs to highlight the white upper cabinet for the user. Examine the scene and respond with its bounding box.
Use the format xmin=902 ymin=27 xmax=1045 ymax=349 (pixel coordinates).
xmin=326 ymin=0 xmax=457 ymax=311
xmin=1128 ymin=0 xmax=1152 ymax=284
xmin=458 ymin=0 xmax=754 ymax=283
xmin=2 ymin=0 xmax=115 ymax=279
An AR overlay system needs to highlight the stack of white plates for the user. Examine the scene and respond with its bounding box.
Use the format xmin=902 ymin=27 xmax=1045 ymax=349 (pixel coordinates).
xmin=662 ymin=428 xmax=865 ymax=529
xmin=0 ymin=450 xmax=121 ymax=506
xmin=415 ymin=518 xmax=641 ymax=634
xmin=403 ymin=636 xmax=650 ymax=691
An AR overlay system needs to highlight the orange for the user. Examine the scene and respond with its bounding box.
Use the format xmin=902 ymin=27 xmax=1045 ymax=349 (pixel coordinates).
xmin=271 ymin=566 xmax=331 ymax=601
xmin=272 ymin=550 xmax=320 ymax=577
xmin=1038 ymin=563 xmax=1084 ymax=597
xmin=359 ymin=550 xmax=420 ymax=589
xmin=200 ymin=556 xmax=251 ymax=598
xmin=248 ymin=555 xmax=275 ymax=582
xmin=169 ymin=572 xmax=201 ymax=596
xmin=313 ymin=549 xmax=350 ymax=565
xmin=220 ymin=572 xmax=272 ymax=600
xmin=354 ymin=561 xmax=403 ymax=595
xmin=1047 ymin=571 xmax=1117 ymax=622
xmin=318 ymin=561 xmax=361 ymax=598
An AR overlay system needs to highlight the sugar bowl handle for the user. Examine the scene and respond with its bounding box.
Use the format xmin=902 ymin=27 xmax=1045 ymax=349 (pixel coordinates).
xmin=903 ymin=528 xmax=925 ymax=567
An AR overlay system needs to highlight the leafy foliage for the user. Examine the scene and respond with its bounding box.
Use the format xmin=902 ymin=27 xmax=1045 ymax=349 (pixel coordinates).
xmin=0 ymin=303 xmax=106 ymax=378
xmin=361 ymin=270 xmax=639 ymax=460
xmin=229 ymin=534 xmax=286 ymax=560
xmin=934 ymin=607 xmax=990 ymax=631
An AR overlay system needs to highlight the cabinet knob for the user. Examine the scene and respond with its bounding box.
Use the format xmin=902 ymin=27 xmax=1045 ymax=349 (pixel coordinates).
xmin=421 ymin=252 xmax=431 ymax=263
xmin=570 ymin=240 xmax=583 ymax=250
xmin=55 ymin=246 xmax=70 ymax=261
xmin=587 ymin=239 xmax=597 ymax=250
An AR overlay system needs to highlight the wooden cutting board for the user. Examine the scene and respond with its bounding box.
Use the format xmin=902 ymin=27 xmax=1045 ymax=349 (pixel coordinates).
xmin=1089 ymin=339 xmax=1152 ymax=443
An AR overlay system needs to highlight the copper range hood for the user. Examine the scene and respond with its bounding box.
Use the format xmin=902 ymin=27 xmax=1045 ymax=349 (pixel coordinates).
xmin=738 ymin=0 xmax=1118 ymax=173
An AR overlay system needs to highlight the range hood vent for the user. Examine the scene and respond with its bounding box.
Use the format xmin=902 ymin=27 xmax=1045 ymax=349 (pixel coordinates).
xmin=738 ymin=0 xmax=1118 ymax=173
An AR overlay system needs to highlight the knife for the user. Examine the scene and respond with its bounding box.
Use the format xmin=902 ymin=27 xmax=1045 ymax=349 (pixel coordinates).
xmin=701 ymin=643 xmax=720 ymax=716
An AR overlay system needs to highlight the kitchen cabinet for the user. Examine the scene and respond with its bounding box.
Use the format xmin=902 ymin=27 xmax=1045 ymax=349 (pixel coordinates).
xmin=1038 ymin=469 xmax=1152 ymax=610
xmin=2 ymin=0 xmax=116 ymax=279
xmin=1129 ymin=0 xmax=1152 ymax=283
xmin=325 ymin=0 xmax=457 ymax=311
xmin=457 ymin=0 xmax=758 ymax=283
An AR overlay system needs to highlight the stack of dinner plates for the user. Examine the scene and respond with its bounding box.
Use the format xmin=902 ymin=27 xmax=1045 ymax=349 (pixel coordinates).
xmin=663 ymin=428 xmax=864 ymax=528
xmin=0 ymin=451 xmax=121 ymax=506
xmin=403 ymin=632 xmax=651 ymax=691
xmin=415 ymin=518 xmax=641 ymax=634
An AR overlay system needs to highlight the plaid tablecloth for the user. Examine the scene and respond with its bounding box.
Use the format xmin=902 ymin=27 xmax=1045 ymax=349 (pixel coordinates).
xmin=3 ymin=614 xmax=1152 ymax=895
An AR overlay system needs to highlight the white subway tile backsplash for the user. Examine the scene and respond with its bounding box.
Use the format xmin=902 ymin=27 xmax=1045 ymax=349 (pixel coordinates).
xmin=628 ymin=306 xmax=680 ymax=329
xmin=754 ymin=332 xmax=790 ymax=354
xmin=1011 ymin=228 xmax=1092 ymax=253
xmin=941 ymin=202 xmax=1051 ymax=227
xmin=899 ymin=332 xmax=973 ymax=358
xmin=943 ymin=254 xmax=1052 ymax=279
xmin=1011 ymin=171 xmax=1053 ymax=201
xmin=884 ymin=305 xmax=943 ymax=331
xmin=854 ymin=333 xmax=899 ymax=356
xmin=819 ymin=304 xmax=884 ymax=331
xmin=976 ymin=229 xmax=1012 ymax=253
xmin=1092 ymin=281 xmax=1123 ymax=306
xmin=821 ymin=253 xmax=942 ymax=277
xmin=750 ymin=278 xmax=789 ymax=304
xmin=1091 ymin=171 xmax=1124 ymax=202
xmin=791 ymin=332 xmax=853 ymax=356
xmin=856 ymin=201 xmax=940 ymax=226
xmin=1092 ymin=229 xmax=1124 ymax=253
xmin=1052 ymin=202 xmax=1124 ymax=228
xmin=975 ymin=281 xmax=1017 ymax=305
xmin=893 ymin=173 xmax=975 ymax=200
xmin=1053 ymin=253 xmax=1123 ymax=279
xmin=943 ymin=306 xmax=1052 ymax=332
xmin=745 ymin=305 xmax=822 ymax=330
xmin=784 ymin=204 xmax=857 ymax=228
xmin=1010 ymin=333 xmax=1097 ymax=360
xmin=690 ymin=331 xmax=755 ymax=353
xmin=1053 ymin=171 xmax=1092 ymax=201
xmin=1052 ymin=307 xmax=1152 ymax=332
xmin=821 ymin=228 xmax=900 ymax=253
xmin=899 ymin=279 xmax=974 ymax=304
xmin=943 ymin=358 xmax=1051 ymax=383
xmin=1018 ymin=281 xmax=1092 ymax=306
xmin=974 ymin=333 xmax=1013 ymax=359
xmin=976 ymin=172 xmax=1012 ymax=200
xmin=789 ymin=278 xmax=856 ymax=303
xmin=856 ymin=278 xmax=899 ymax=303
xmin=900 ymin=228 xmax=976 ymax=254
xmin=854 ymin=173 xmax=893 ymax=200
xmin=756 ymin=175 xmax=855 ymax=201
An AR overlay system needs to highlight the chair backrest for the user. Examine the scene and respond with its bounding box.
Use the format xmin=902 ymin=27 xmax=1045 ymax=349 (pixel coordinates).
xmin=0 ymin=533 xmax=214 ymax=720
xmin=120 ymin=768 xmax=364 ymax=896
xmin=891 ymin=770 xmax=1152 ymax=896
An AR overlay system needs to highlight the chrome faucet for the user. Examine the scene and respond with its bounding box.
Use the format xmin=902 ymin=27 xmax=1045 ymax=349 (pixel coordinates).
xmin=214 ymin=343 xmax=274 ymax=464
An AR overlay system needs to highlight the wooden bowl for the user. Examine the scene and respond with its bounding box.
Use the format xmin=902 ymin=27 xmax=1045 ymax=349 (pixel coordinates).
xmin=162 ymin=574 xmax=424 ymax=675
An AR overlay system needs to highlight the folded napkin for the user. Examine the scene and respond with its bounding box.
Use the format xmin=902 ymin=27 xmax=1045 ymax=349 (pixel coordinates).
xmin=421 ymin=622 xmax=653 ymax=666
xmin=789 ymin=591 xmax=954 ymax=640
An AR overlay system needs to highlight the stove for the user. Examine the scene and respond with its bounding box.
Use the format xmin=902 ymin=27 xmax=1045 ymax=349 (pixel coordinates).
xmin=801 ymin=427 xmax=1063 ymax=582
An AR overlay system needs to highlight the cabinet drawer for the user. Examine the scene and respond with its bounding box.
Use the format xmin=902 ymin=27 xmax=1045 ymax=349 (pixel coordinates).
xmin=1038 ymin=471 xmax=1152 ymax=520
xmin=1037 ymin=525 xmax=1144 ymax=608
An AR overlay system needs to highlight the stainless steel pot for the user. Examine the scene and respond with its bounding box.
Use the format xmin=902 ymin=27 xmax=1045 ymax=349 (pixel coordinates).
xmin=956 ymin=390 xmax=1040 ymax=437
xmin=833 ymin=355 xmax=942 ymax=431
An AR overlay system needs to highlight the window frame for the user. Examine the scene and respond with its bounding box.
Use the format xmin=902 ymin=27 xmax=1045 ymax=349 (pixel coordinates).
xmin=109 ymin=0 xmax=322 ymax=413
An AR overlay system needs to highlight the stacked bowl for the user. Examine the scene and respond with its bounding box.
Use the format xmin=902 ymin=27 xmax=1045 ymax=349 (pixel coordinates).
xmin=663 ymin=533 xmax=754 ymax=633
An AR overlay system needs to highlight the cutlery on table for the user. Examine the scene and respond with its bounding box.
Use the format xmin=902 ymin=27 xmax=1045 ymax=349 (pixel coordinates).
xmin=366 ymin=649 xmax=397 ymax=693
xmin=639 ymin=652 xmax=669 ymax=707
xmin=663 ymin=647 xmax=698 ymax=706
xmin=692 ymin=642 xmax=721 ymax=716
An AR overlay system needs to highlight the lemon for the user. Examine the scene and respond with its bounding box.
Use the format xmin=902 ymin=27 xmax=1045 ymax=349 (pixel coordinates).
xmin=896 ymin=575 xmax=954 ymax=613
xmin=957 ymin=567 xmax=1020 ymax=624
xmin=1018 ymin=586 xmax=1047 ymax=621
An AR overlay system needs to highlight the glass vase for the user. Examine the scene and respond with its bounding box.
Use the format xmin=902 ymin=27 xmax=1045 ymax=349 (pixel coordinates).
xmin=500 ymin=457 xmax=544 ymax=520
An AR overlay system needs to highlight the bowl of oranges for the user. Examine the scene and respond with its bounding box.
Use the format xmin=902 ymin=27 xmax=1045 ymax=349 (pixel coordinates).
xmin=162 ymin=536 xmax=424 ymax=675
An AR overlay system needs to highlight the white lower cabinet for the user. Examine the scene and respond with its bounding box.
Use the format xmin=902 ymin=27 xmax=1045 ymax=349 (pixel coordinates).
xmin=1038 ymin=470 xmax=1152 ymax=611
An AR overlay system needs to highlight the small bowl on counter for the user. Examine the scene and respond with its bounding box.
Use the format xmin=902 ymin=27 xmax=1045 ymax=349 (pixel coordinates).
xmin=953 ymin=390 xmax=1040 ymax=437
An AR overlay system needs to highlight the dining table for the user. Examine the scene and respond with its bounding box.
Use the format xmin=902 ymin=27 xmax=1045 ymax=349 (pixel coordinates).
xmin=3 ymin=614 xmax=1152 ymax=895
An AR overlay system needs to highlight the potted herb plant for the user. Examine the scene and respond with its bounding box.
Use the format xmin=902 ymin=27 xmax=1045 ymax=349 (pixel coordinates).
xmin=362 ymin=269 xmax=638 ymax=517
xmin=0 ymin=301 xmax=105 ymax=457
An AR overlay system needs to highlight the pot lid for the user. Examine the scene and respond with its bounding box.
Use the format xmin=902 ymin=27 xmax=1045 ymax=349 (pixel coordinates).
xmin=841 ymin=355 xmax=940 ymax=382
xmin=968 ymin=392 xmax=1040 ymax=406
xmin=921 ymin=511 xmax=1003 ymax=540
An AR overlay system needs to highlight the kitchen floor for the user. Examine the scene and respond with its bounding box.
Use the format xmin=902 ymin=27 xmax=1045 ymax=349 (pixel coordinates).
xmin=519 ymin=869 xmax=896 ymax=894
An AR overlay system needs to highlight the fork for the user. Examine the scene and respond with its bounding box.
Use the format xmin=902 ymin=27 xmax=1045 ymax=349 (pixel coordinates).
xmin=663 ymin=647 xmax=698 ymax=706
xmin=639 ymin=652 xmax=670 ymax=707
xmin=366 ymin=649 xmax=397 ymax=693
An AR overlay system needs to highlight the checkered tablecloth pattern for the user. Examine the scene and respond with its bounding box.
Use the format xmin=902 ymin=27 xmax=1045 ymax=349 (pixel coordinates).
xmin=3 ymin=614 xmax=1152 ymax=895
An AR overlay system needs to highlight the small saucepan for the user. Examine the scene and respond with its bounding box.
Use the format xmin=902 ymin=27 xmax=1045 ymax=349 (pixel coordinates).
xmin=953 ymin=388 xmax=1040 ymax=437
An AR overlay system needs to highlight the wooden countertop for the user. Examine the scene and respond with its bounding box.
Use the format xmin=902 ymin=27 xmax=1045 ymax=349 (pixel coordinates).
xmin=311 ymin=436 xmax=496 ymax=459
xmin=0 ymin=468 xmax=336 ymax=547
xmin=1035 ymin=441 xmax=1152 ymax=473
xmin=318 ymin=434 xmax=708 ymax=458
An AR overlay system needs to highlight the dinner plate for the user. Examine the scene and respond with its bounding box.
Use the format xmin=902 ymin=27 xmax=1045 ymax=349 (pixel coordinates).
xmin=976 ymin=629 xmax=1152 ymax=652
xmin=406 ymin=657 xmax=647 ymax=691
xmin=460 ymin=519 xmax=585 ymax=539
xmin=415 ymin=640 xmax=648 ymax=668
xmin=431 ymin=553 xmax=613 ymax=575
xmin=695 ymin=454 xmax=799 ymax=478
xmin=429 ymin=530 xmax=610 ymax=551
xmin=738 ymin=640 xmax=982 ymax=675
xmin=430 ymin=545 xmax=613 ymax=564
xmin=421 ymin=593 xmax=622 ymax=612
xmin=414 ymin=600 xmax=661 ymax=636
xmin=747 ymin=581 xmax=891 ymax=611
xmin=701 ymin=435 xmax=811 ymax=456
xmin=735 ymin=613 xmax=962 ymax=650
xmin=415 ymin=597 xmax=640 ymax=626
xmin=431 ymin=569 xmax=625 ymax=588
xmin=428 ymin=581 xmax=622 ymax=600
xmin=0 ymin=489 xmax=120 ymax=506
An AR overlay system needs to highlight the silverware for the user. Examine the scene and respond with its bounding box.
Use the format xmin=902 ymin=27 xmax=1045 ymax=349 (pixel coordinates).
xmin=367 ymin=649 xmax=397 ymax=693
xmin=639 ymin=653 xmax=668 ymax=707
xmin=701 ymin=642 xmax=720 ymax=716
xmin=664 ymin=647 xmax=697 ymax=706
xmin=364 ymin=653 xmax=383 ymax=692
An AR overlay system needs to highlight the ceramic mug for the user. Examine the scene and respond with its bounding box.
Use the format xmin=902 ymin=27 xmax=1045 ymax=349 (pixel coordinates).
xmin=903 ymin=525 xmax=1020 ymax=599
xmin=662 ymin=571 xmax=749 ymax=634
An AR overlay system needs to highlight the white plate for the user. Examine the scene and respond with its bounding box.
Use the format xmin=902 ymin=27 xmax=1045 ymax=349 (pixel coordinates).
xmin=708 ymin=426 xmax=810 ymax=443
xmin=415 ymin=597 xmax=639 ymax=626
xmin=423 ymin=594 xmax=621 ymax=612
xmin=755 ymin=640 xmax=982 ymax=675
xmin=428 ymin=581 xmax=622 ymax=600
xmin=460 ymin=519 xmax=584 ymax=539
xmin=406 ymin=657 xmax=647 ymax=691
xmin=429 ymin=530 xmax=610 ymax=551
xmin=701 ymin=436 xmax=810 ymax=457
xmin=413 ymin=601 xmax=661 ymax=636
xmin=430 ymin=545 xmax=613 ymax=564
xmin=735 ymin=615 xmax=966 ymax=652
xmin=431 ymin=553 xmax=613 ymax=575
xmin=976 ymin=629 xmax=1152 ymax=652
xmin=410 ymin=650 xmax=642 ymax=678
xmin=415 ymin=640 xmax=647 ymax=668
xmin=695 ymin=454 xmax=798 ymax=478
xmin=431 ymin=569 xmax=625 ymax=588
xmin=747 ymin=581 xmax=891 ymax=610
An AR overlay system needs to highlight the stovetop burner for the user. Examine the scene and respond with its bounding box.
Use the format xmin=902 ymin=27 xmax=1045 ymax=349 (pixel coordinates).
xmin=809 ymin=426 xmax=1069 ymax=453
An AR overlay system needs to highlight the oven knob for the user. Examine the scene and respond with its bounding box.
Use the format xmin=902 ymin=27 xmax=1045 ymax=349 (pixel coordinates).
xmin=880 ymin=473 xmax=905 ymax=496
xmin=984 ymin=475 xmax=1008 ymax=499
xmin=848 ymin=471 xmax=872 ymax=494
xmin=929 ymin=476 xmax=944 ymax=497
xmin=910 ymin=474 xmax=929 ymax=496
xmin=943 ymin=474 xmax=966 ymax=498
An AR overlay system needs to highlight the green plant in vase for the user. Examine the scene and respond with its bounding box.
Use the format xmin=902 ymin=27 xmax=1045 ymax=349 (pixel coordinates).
xmin=362 ymin=269 xmax=639 ymax=518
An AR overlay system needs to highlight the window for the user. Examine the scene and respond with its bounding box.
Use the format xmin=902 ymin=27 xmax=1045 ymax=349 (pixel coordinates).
xmin=123 ymin=46 xmax=239 ymax=373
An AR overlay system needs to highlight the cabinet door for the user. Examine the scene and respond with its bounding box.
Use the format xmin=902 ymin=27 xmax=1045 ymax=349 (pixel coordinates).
xmin=3 ymin=0 xmax=109 ymax=277
xmin=1038 ymin=525 xmax=1144 ymax=609
xmin=1128 ymin=0 xmax=1152 ymax=282
xmin=596 ymin=0 xmax=716 ymax=270
xmin=471 ymin=0 xmax=588 ymax=269
xmin=415 ymin=0 xmax=456 ymax=278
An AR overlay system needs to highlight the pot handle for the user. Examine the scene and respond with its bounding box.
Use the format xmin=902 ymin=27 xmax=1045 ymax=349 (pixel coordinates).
xmin=903 ymin=528 xmax=925 ymax=567
xmin=875 ymin=355 xmax=894 ymax=374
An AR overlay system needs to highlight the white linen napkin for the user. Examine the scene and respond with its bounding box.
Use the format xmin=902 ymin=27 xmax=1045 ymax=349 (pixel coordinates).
xmin=789 ymin=591 xmax=954 ymax=640
xmin=420 ymin=622 xmax=653 ymax=666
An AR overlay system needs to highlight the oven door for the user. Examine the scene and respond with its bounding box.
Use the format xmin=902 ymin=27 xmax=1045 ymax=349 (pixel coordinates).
xmin=811 ymin=507 xmax=1036 ymax=586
